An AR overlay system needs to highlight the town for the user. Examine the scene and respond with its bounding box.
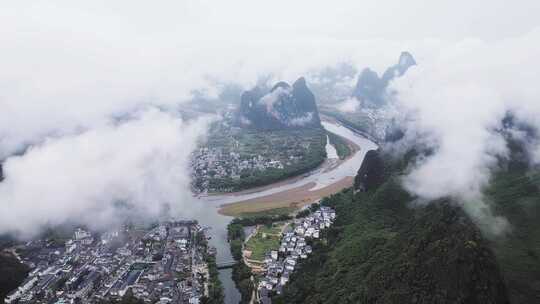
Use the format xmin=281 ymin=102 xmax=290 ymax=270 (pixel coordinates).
xmin=5 ymin=221 xmax=213 ymax=304
xmin=191 ymin=146 xmax=285 ymax=193
xmin=190 ymin=117 xmax=326 ymax=194
xmin=252 ymin=206 xmax=336 ymax=304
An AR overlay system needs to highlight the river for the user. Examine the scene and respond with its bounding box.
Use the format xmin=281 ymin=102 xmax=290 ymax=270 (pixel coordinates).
xmin=194 ymin=121 xmax=378 ymax=304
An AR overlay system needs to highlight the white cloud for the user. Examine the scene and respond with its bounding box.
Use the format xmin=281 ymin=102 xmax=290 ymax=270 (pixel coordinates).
xmin=260 ymin=87 xmax=290 ymax=117
xmin=0 ymin=5 xmax=415 ymax=158
xmin=336 ymin=98 xmax=361 ymax=113
xmin=1 ymin=1 xmax=540 ymax=236
xmin=0 ymin=1 xmax=414 ymax=236
xmin=390 ymin=29 xmax=540 ymax=234
xmin=0 ymin=109 xmax=211 ymax=237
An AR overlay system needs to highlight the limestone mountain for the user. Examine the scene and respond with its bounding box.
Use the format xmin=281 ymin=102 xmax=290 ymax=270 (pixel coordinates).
xmin=381 ymin=51 xmax=416 ymax=85
xmin=353 ymin=149 xmax=385 ymax=192
xmin=236 ymin=77 xmax=321 ymax=130
xmin=352 ymin=51 xmax=416 ymax=108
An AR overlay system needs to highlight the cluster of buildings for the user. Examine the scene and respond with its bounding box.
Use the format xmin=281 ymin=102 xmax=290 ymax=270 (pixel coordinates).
xmin=189 ymin=112 xmax=323 ymax=194
xmin=191 ymin=147 xmax=284 ymax=192
xmin=6 ymin=221 xmax=211 ymax=304
xmin=257 ymin=206 xmax=336 ymax=304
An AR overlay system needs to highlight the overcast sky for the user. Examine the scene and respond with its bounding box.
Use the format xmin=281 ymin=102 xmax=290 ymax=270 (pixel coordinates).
xmin=1 ymin=1 xmax=540 ymax=236
xmin=4 ymin=1 xmax=539 ymax=41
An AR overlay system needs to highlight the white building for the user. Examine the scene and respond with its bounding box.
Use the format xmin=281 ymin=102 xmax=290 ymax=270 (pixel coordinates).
xmin=74 ymin=228 xmax=91 ymax=240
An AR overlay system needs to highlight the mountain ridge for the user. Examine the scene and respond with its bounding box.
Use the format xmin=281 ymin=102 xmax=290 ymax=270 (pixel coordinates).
xmin=236 ymin=77 xmax=321 ymax=130
xmin=352 ymin=51 xmax=416 ymax=108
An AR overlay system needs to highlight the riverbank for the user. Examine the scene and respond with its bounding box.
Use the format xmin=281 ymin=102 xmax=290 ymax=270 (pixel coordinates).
xmin=218 ymin=177 xmax=354 ymax=216
xmin=227 ymin=220 xmax=255 ymax=304
xmin=198 ymin=120 xmax=377 ymax=303
xmin=199 ymin=232 xmax=226 ymax=304
xmin=194 ymin=126 xmax=327 ymax=193
xmin=204 ymin=118 xmax=359 ymax=199
xmin=217 ymin=125 xmax=360 ymax=216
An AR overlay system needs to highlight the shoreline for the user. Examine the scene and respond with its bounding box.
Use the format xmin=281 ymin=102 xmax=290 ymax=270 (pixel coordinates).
xmin=217 ymin=176 xmax=354 ymax=216
xmin=215 ymin=121 xmax=363 ymax=216
xmin=202 ymin=126 xmax=359 ymax=201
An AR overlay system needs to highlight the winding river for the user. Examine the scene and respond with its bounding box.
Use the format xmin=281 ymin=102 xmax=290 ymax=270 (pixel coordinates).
xmin=194 ymin=121 xmax=378 ymax=303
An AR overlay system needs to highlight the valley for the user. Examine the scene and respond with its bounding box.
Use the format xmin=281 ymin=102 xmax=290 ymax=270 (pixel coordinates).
xmin=196 ymin=119 xmax=378 ymax=304
xmin=191 ymin=118 xmax=328 ymax=194
xmin=1 ymin=44 xmax=539 ymax=304
xmin=3 ymin=4 xmax=540 ymax=304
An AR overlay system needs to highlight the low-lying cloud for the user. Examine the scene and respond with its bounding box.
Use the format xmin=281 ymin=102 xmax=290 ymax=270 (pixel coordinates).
xmin=390 ymin=29 xmax=540 ymax=235
xmin=0 ymin=109 xmax=211 ymax=237
xmin=1 ymin=1 xmax=540 ymax=237
xmin=336 ymin=98 xmax=360 ymax=113
xmin=0 ymin=2 xmax=409 ymax=237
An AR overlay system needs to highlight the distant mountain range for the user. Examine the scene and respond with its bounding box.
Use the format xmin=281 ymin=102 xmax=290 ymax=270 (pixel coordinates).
xmin=352 ymin=51 xmax=416 ymax=108
xmin=236 ymin=77 xmax=321 ymax=130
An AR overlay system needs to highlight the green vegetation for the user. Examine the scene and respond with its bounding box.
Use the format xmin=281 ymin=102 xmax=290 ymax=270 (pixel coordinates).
xmin=485 ymin=169 xmax=540 ymax=303
xmin=274 ymin=151 xmax=509 ymax=304
xmin=201 ymin=253 xmax=225 ymax=304
xmin=327 ymin=131 xmax=351 ymax=159
xmin=227 ymin=214 xmax=294 ymax=304
xmin=230 ymin=214 xmax=292 ymax=227
xmin=231 ymin=263 xmax=253 ymax=304
xmin=0 ymin=250 xmax=29 ymax=301
xmin=295 ymin=203 xmax=321 ymax=219
xmin=194 ymin=122 xmax=327 ymax=193
xmin=227 ymin=215 xmax=293 ymax=262
xmin=239 ymin=207 xmax=296 ymax=218
xmin=245 ymin=224 xmax=283 ymax=261
xmin=198 ymin=232 xmax=225 ymax=304
xmin=40 ymin=226 xmax=74 ymax=247
xmin=259 ymin=224 xmax=283 ymax=235
xmin=227 ymin=222 xmax=246 ymax=261
xmin=227 ymin=221 xmax=254 ymax=304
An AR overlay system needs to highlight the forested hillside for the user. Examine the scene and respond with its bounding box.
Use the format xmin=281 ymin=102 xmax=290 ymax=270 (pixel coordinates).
xmin=0 ymin=245 xmax=29 ymax=301
xmin=483 ymin=135 xmax=540 ymax=303
xmin=274 ymin=151 xmax=510 ymax=304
